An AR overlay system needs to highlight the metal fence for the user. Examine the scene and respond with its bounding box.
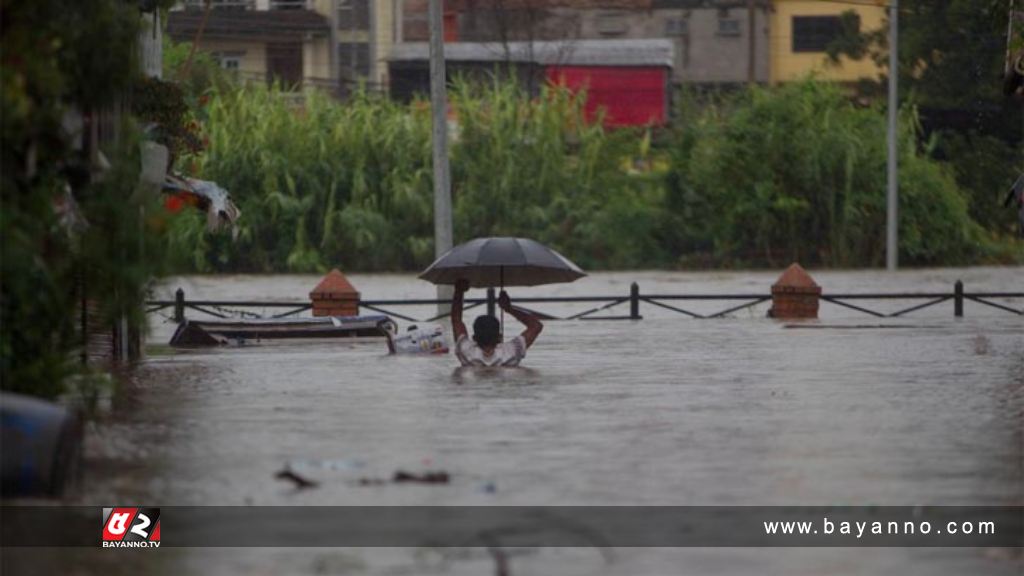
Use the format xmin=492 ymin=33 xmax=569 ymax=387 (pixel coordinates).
xmin=147 ymin=281 xmax=1022 ymax=324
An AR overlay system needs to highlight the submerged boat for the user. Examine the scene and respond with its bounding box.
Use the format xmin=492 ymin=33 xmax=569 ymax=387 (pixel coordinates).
xmin=169 ymin=315 xmax=396 ymax=347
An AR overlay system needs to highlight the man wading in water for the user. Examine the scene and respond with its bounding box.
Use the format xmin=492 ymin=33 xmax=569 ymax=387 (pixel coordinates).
xmin=450 ymin=278 xmax=543 ymax=367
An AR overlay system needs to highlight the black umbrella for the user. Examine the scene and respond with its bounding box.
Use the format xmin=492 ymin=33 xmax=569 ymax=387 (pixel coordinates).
xmin=420 ymin=237 xmax=586 ymax=333
xmin=419 ymin=237 xmax=586 ymax=288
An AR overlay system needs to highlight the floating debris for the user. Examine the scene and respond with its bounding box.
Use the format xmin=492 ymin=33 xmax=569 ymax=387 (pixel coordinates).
xmin=393 ymin=470 xmax=450 ymax=484
xmin=275 ymin=468 xmax=319 ymax=489
xmin=356 ymin=470 xmax=452 ymax=486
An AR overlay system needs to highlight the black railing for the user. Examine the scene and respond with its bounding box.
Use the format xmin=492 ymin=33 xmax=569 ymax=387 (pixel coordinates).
xmin=146 ymin=281 xmax=1023 ymax=324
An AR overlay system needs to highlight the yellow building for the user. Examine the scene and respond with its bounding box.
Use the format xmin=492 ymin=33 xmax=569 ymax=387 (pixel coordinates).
xmin=769 ymin=0 xmax=887 ymax=84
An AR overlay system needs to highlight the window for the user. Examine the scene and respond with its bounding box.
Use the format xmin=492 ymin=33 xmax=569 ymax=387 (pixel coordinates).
xmin=792 ymin=15 xmax=851 ymax=53
xmin=717 ymin=18 xmax=741 ymax=37
xmin=595 ymin=12 xmax=628 ymax=36
xmin=183 ymin=0 xmax=253 ymax=10
xmin=664 ymin=18 xmax=688 ymax=37
xmin=213 ymin=51 xmax=245 ymax=70
xmin=337 ymin=0 xmax=370 ymax=30
xmin=338 ymin=42 xmax=370 ymax=79
xmin=270 ymin=0 xmax=305 ymax=9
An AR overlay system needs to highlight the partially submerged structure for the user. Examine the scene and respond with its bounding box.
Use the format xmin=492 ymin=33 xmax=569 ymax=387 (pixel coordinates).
xmin=170 ymin=315 xmax=395 ymax=346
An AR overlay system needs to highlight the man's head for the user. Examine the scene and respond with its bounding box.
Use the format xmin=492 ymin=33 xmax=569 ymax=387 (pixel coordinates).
xmin=472 ymin=315 xmax=501 ymax=347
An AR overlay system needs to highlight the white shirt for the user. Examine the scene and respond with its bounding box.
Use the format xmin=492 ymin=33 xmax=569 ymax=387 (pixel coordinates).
xmin=454 ymin=335 xmax=527 ymax=367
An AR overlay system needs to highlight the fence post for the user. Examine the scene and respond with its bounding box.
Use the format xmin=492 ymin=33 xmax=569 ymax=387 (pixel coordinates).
xmin=630 ymin=282 xmax=641 ymax=320
xmin=954 ymin=280 xmax=963 ymax=317
xmin=174 ymin=288 xmax=185 ymax=323
xmin=486 ymin=287 xmax=496 ymax=317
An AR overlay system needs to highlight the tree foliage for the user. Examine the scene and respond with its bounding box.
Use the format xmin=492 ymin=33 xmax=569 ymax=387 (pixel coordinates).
xmin=827 ymin=1 xmax=1022 ymax=237
xmin=664 ymin=82 xmax=1000 ymax=267
xmin=1 ymin=1 xmax=169 ymax=398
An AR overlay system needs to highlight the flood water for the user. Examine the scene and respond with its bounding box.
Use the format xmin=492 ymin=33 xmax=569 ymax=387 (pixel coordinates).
xmin=7 ymin=267 xmax=1023 ymax=575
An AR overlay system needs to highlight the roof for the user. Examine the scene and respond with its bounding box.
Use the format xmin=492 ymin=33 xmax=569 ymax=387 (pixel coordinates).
xmin=310 ymin=269 xmax=359 ymax=299
xmin=772 ymin=263 xmax=820 ymax=291
xmin=166 ymin=9 xmax=330 ymax=42
xmin=389 ymin=39 xmax=675 ymax=68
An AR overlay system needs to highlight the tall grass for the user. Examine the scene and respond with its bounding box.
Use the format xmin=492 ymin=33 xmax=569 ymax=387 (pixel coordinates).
xmin=171 ymin=77 xmax=659 ymax=271
xmin=449 ymin=78 xmax=660 ymax=269
xmin=173 ymin=85 xmax=435 ymax=272
xmin=168 ymin=78 xmax=1014 ymax=273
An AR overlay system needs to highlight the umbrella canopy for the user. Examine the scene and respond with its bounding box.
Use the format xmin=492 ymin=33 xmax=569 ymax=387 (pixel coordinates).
xmin=419 ymin=237 xmax=586 ymax=288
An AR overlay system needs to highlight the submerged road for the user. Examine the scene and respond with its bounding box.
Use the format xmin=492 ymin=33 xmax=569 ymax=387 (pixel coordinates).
xmin=6 ymin=268 xmax=1022 ymax=575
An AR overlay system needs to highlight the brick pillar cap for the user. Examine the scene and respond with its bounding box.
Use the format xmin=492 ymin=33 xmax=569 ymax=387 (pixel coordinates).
xmin=772 ymin=263 xmax=821 ymax=293
xmin=310 ymin=269 xmax=359 ymax=299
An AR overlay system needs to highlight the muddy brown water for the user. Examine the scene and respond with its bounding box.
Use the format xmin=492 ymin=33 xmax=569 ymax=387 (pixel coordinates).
xmin=5 ymin=267 xmax=1022 ymax=575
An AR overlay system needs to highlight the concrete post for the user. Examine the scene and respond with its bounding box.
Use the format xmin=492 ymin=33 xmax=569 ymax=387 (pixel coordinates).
xmin=428 ymin=0 xmax=453 ymax=316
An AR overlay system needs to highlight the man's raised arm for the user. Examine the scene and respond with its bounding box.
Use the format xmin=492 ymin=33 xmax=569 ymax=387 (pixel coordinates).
xmin=451 ymin=279 xmax=469 ymax=341
xmin=498 ymin=290 xmax=543 ymax=348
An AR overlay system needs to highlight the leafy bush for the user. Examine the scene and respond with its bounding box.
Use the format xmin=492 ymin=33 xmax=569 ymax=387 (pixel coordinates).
xmin=176 ymin=78 xmax=661 ymax=272
xmin=664 ymin=81 xmax=1000 ymax=267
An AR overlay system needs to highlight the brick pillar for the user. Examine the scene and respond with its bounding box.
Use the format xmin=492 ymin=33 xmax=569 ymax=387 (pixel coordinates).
xmin=769 ymin=263 xmax=821 ymax=319
xmin=310 ymin=269 xmax=360 ymax=317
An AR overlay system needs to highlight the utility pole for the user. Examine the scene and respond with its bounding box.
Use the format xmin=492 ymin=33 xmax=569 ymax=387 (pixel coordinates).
xmin=329 ymin=0 xmax=338 ymax=94
xmin=747 ymin=0 xmax=756 ymax=84
xmin=886 ymin=0 xmax=899 ymax=271
xmin=429 ymin=0 xmax=453 ymax=311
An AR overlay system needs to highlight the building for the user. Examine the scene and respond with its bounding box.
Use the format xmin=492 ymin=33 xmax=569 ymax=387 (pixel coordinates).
xmin=649 ymin=0 xmax=771 ymax=86
xmin=167 ymin=1 xmax=335 ymax=90
xmin=389 ymin=38 xmax=674 ymax=126
xmin=398 ymin=0 xmax=772 ymax=87
xmin=165 ymin=0 xmax=888 ymax=96
xmin=337 ymin=0 xmax=400 ymax=90
xmin=166 ymin=0 xmax=398 ymax=93
xmin=769 ymin=0 xmax=887 ymax=84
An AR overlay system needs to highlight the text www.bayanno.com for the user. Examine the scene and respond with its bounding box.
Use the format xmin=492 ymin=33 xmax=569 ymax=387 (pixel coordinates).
xmin=763 ymin=517 xmax=996 ymax=539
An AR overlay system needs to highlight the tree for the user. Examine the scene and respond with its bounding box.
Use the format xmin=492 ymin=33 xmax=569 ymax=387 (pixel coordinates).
xmin=1 ymin=0 xmax=173 ymax=398
xmin=828 ymin=1 xmax=1023 ymax=237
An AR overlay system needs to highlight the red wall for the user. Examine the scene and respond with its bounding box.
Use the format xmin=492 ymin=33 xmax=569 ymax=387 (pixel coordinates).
xmin=545 ymin=66 xmax=667 ymax=127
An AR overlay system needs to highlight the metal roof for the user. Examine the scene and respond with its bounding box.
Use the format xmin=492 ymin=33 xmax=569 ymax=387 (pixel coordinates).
xmin=389 ymin=39 xmax=675 ymax=68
